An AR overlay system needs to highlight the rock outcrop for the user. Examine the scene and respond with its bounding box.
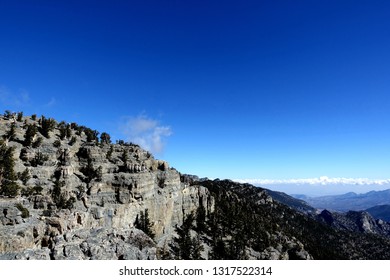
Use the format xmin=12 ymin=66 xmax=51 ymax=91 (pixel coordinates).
xmin=2 ymin=112 xmax=390 ymax=260
xmin=0 ymin=114 xmax=213 ymax=259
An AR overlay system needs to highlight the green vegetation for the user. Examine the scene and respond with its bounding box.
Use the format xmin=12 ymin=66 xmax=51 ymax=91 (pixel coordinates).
xmin=85 ymin=128 xmax=99 ymax=143
xmin=0 ymin=140 xmax=20 ymax=197
xmin=17 ymin=112 xmax=23 ymax=122
xmin=100 ymin=132 xmax=111 ymax=145
xmin=32 ymin=136 xmax=43 ymax=148
xmin=80 ymin=157 xmax=102 ymax=184
xmin=39 ymin=116 xmax=56 ymax=138
xmin=18 ymin=168 xmax=31 ymax=185
xmin=5 ymin=123 xmax=16 ymax=141
xmin=53 ymin=140 xmax=61 ymax=148
xmin=23 ymin=124 xmax=37 ymax=147
xmin=170 ymin=213 xmax=204 ymax=260
xmin=106 ymin=145 xmax=114 ymax=160
xmin=15 ymin=203 xmax=29 ymax=218
xmin=121 ymin=150 xmax=128 ymax=164
xmin=134 ymin=209 xmax=155 ymax=239
xmin=21 ymin=184 xmax=43 ymax=197
xmin=69 ymin=136 xmax=77 ymax=146
xmin=58 ymin=121 xmax=72 ymax=140
xmin=30 ymin=151 xmax=49 ymax=167
xmin=51 ymin=179 xmax=76 ymax=210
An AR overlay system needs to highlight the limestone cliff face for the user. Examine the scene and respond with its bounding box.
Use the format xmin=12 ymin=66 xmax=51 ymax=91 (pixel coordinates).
xmin=0 ymin=114 xmax=213 ymax=259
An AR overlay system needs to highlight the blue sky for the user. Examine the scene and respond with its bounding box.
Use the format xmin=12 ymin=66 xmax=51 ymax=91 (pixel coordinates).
xmin=1 ymin=1 xmax=390 ymax=183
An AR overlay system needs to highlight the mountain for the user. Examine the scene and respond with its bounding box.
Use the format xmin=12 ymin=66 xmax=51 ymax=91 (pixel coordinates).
xmin=366 ymin=205 xmax=390 ymax=222
xmin=264 ymin=189 xmax=316 ymax=214
xmin=2 ymin=111 xmax=390 ymax=260
xmin=317 ymin=209 xmax=390 ymax=236
xmin=298 ymin=190 xmax=390 ymax=212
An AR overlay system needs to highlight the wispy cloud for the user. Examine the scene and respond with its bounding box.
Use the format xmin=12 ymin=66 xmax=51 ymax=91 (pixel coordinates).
xmin=235 ymin=176 xmax=390 ymax=186
xmin=44 ymin=97 xmax=57 ymax=107
xmin=0 ymin=86 xmax=31 ymax=108
xmin=119 ymin=114 xmax=172 ymax=154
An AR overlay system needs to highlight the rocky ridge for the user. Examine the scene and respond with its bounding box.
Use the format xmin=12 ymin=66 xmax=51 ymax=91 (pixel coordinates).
xmin=0 ymin=112 xmax=212 ymax=259
xmin=2 ymin=112 xmax=390 ymax=260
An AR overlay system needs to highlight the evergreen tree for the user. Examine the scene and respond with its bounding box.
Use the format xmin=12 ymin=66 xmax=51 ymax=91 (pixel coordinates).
xmin=58 ymin=122 xmax=67 ymax=140
xmin=39 ymin=116 xmax=56 ymax=138
xmin=17 ymin=112 xmax=23 ymax=122
xmin=100 ymin=132 xmax=111 ymax=145
xmin=134 ymin=209 xmax=155 ymax=239
xmin=5 ymin=123 xmax=16 ymax=141
xmin=0 ymin=141 xmax=20 ymax=197
xmin=106 ymin=145 xmax=114 ymax=160
xmin=18 ymin=168 xmax=31 ymax=185
xmin=51 ymin=179 xmax=75 ymax=210
xmin=196 ymin=200 xmax=207 ymax=234
xmin=80 ymin=157 xmax=98 ymax=183
xmin=66 ymin=124 xmax=72 ymax=138
xmin=32 ymin=136 xmax=43 ymax=148
xmin=85 ymin=128 xmax=99 ymax=143
xmin=121 ymin=150 xmax=128 ymax=164
xmin=170 ymin=213 xmax=204 ymax=260
xmin=24 ymin=124 xmax=37 ymax=147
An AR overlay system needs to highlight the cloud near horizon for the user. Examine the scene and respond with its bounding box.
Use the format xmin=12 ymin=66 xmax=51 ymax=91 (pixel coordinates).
xmin=235 ymin=176 xmax=390 ymax=186
xmin=119 ymin=115 xmax=172 ymax=154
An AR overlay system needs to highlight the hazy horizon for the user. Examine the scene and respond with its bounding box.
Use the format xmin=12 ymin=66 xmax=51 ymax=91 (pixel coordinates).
xmin=236 ymin=176 xmax=390 ymax=197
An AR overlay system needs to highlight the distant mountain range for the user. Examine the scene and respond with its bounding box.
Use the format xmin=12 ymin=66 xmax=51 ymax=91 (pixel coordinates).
xmin=294 ymin=189 xmax=390 ymax=211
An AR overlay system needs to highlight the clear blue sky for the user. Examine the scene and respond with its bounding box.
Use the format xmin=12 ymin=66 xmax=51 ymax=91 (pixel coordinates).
xmin=1 ymin=0 xmax=390 ymax=181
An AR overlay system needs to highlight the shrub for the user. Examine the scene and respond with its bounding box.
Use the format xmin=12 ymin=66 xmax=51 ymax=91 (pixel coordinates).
xmin=18 ymin=168 xmax=31 ymax=185
xmin=15 ymin=203 xmax=29 ymax=218
xmin=69 ymin=136 xmax=77 ymax=146
xmin=53 ymin=140 xmax=61 ymax=148
xmin=3 ymin=110 xmax=12 ymax=119
xmin=5 ymin=123 xmax=16 ymax=141
xmin=30 ymin=151 xmax=49 ymax=167
xmin=106 ymin=145 xmax=114 ymax=160
xmin=42 ymin=209 xmax=52 ymax=217
xmin=32 ymin=137 xmax=43 ymax=148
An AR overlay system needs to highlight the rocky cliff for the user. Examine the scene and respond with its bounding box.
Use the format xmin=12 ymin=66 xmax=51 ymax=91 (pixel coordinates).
xmin=2 ymin=112 xmax=390 ymax=260
xmin=0 ymin=112 xmax=212 ymax=259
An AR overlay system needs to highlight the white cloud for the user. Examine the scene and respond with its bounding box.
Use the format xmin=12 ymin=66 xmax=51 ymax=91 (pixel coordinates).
xmin=235 ymin=176 xmax=390 ymax=196
xmin=120 ymin=114 xmax=172 ymax=154
xmin=235 ymin=176 xmax=390 ymax=186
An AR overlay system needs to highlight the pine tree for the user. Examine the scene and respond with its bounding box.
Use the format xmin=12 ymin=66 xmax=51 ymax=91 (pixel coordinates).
xmin=170 ymin=213 xmax=204 ymax=259
xmin=17 ymin=112 xmax=23 ymax=122
xmin=134 ymin=209 xmax=155 ymax=239
xmin=24 ymin=124 xmax=37 ymax=147
xmin=39 ymin=116 xmax=56 ymax=138
xmin=58 ymin=122 xmax=67 ymax=140
xmin=5 ymin=123 xmax=16 ymax=141
xmin=196 ymin=200 xmax=207 ymax=234
xmin=0 ymin=141 xmax=20 ymax=197
xmin=100 ymin=132 xmax=111 ymax=145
